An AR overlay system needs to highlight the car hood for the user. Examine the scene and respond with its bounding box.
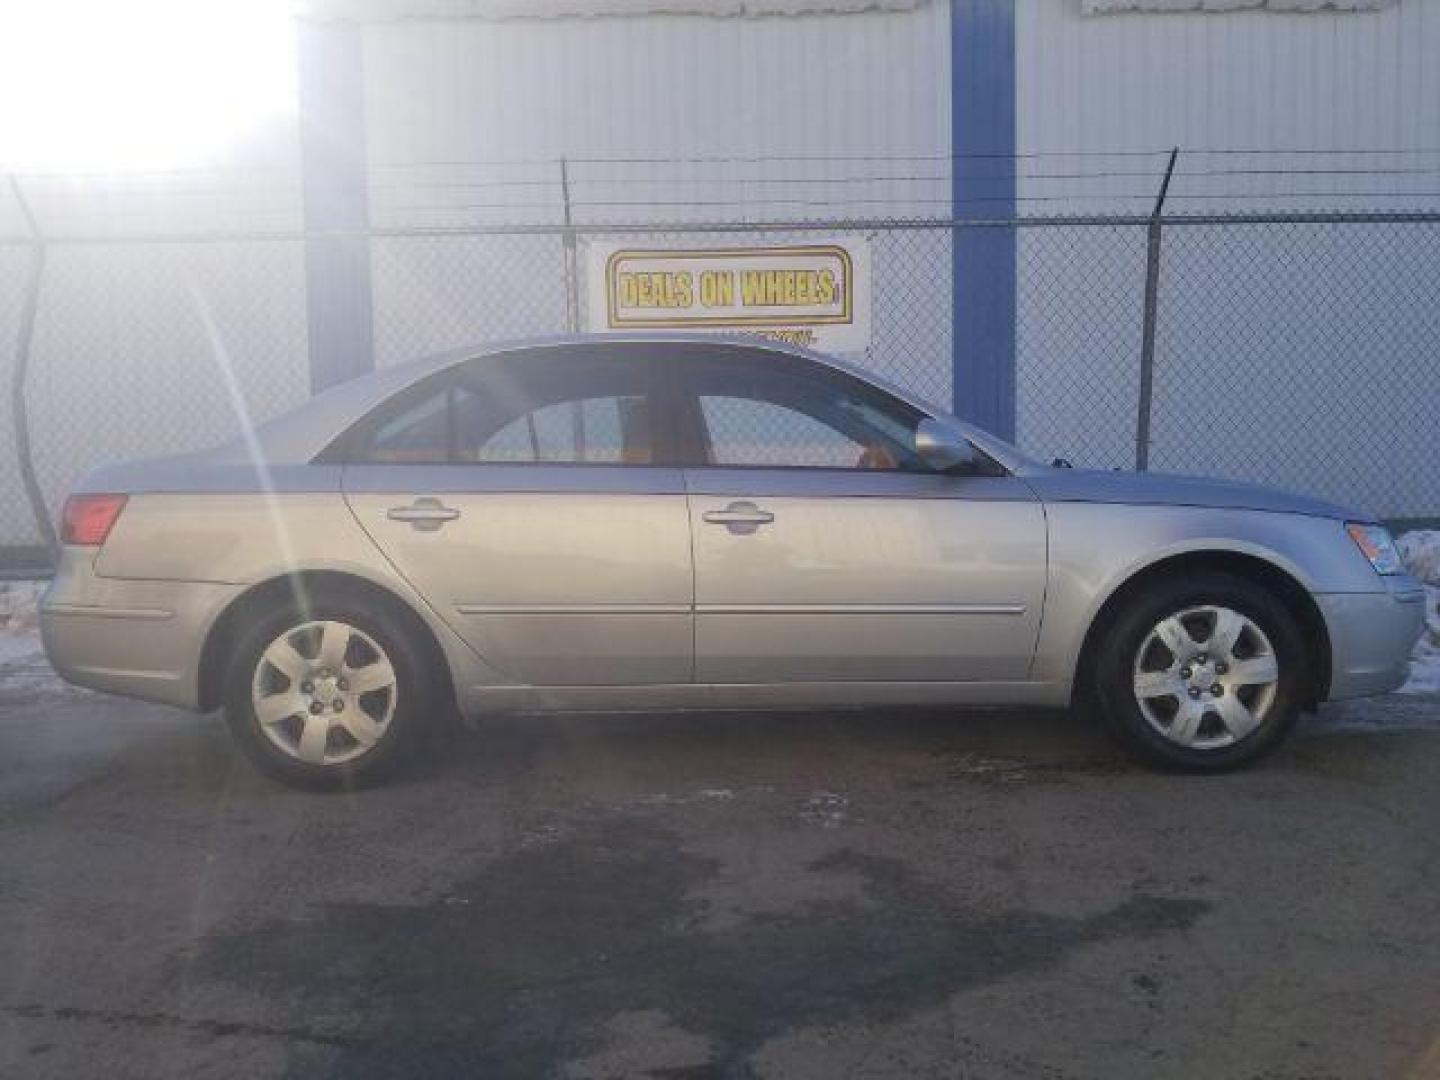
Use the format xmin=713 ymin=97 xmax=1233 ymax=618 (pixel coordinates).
xmin=1023 ymin=468 xmax=1367 ymax=521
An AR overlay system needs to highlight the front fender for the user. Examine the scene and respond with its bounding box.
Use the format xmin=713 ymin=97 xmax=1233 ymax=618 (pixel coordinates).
xmin=1032 ymin=503 xmax=1373 ymax=688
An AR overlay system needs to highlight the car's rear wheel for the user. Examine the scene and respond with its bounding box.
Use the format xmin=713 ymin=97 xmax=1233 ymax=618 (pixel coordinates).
xmin=1094 ymin=572 xmax=1309 ymax=770
xmin=223 ymin=592 xmax=433 ymax=789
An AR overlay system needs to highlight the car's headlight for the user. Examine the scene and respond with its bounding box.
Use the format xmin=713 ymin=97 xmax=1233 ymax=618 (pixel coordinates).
xmin=1346 ymin=522 xmax=1405 ymax=576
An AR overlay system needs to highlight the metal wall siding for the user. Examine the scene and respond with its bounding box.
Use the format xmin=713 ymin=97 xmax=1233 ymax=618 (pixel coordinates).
xmin=1015 ymin=0 xmax=1440 ymax=214
xmin=359 ymin=5 xmax=952 ymax=227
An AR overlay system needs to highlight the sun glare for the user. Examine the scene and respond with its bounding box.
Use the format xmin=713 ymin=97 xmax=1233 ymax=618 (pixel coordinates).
xmin=0 ymin=0 xmax=297 ymax=172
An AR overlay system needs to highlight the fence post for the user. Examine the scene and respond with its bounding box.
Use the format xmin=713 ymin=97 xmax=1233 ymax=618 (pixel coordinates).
xmin=560 ymin=157 xmax=580 ymax=333
xmin=7 ymin=175 xmax=59 ymax=560
xmin=1135 ymin=147 xmax=1178 ymax=473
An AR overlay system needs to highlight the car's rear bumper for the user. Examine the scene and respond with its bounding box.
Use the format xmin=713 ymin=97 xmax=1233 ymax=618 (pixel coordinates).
xmin=1319 ymin=575 xmax=1427 ymax=701
xmin=40 ymin=548 xmax=237 ymax=710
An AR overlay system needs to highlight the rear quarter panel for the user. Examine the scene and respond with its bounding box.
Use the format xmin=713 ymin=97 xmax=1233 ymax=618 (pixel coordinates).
xmin=88 ymin=487 xmax=502 ymax=694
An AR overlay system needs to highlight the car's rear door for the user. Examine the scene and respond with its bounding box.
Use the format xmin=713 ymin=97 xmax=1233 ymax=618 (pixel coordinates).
xmin=341 ymin=344 xmax=693 ymax=686
xmin=677 ymin=347 xmax=1046 ymax=684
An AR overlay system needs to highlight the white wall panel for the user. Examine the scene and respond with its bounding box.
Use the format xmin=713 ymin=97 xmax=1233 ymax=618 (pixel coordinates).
xmin=1016 ymin=0 xmax=1440 ymax=213
xmin=360 ymin=3 xmax=952 ymax=226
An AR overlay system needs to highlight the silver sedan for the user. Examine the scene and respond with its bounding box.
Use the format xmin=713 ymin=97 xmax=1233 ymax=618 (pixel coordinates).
xmin=41 ymin=336 xmax=1424 ymax=788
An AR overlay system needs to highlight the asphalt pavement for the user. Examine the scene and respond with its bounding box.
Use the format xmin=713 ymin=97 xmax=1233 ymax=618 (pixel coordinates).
xmin=2 ymin=644 xmax=1439 ymax=1080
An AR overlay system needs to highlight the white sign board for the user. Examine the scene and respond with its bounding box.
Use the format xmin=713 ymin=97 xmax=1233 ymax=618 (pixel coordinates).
xmin=584 ymin=239 xmax=872 ymax=353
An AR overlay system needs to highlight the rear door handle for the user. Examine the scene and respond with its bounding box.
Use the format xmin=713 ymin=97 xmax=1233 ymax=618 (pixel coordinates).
xmin=387 ymin=497 xmax=460 ymax=531
xmin=702 ymin=501 xmax=775 ymax=535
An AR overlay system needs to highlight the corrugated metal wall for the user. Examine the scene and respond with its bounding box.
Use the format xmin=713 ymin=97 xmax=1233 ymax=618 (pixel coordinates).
xmin=1016 ymin=0 xmax=1440 ymax=213
xmin=360 ymin=3 xmax=953 ymax=231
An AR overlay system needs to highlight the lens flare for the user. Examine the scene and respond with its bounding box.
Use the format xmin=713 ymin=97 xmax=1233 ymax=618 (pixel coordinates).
xmin=0 ymin=0 xmax=296 ymax=172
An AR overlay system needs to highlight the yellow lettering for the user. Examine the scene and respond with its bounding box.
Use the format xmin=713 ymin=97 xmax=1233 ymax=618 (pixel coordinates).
xmin=736 ymin=265 xmax=843 ymax=309
xmin=700 ymin=270 xmax=734 ymax=308
xmin=740 ymin=270 xmax=765 ymax=307
xmin=817 ymin=269 xmax=836 ymax=305
xmin=622 ymin=272 xmax=696 ymax=309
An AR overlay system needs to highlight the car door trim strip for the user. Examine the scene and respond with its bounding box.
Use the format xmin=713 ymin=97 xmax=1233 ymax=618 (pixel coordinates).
xmin=695 ymin=603 xmax=1028 ymax=616
xmin=455 ymin=603 xmax=691 ymax=615
xmin=455 ymin=603 xmax=1026 ymax=616
xmin=41 ymin=603 xmax=175 ymax=621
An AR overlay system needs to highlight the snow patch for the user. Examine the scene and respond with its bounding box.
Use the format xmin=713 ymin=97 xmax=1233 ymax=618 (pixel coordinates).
xmin=1397 ymin=530 xmax=1440 ymax=696
xmin=0 ymin=630 xmax=45 ymax=668
xmin=1398 ymin=530 xmax=1440 ymax=586
xmin=0 ymin=626 xmax=69 ymax=699
xmin=0 ymin=578 xmax=45 ymax=633
xmin=0 ymin=580 xmax=63 ymax=695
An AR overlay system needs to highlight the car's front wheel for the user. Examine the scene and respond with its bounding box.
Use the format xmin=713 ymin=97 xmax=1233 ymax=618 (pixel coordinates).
xmin=223 ymin=592 xmax=432 ymax=789
xmin=1095 ymin=572 xmax=1309 ymax=770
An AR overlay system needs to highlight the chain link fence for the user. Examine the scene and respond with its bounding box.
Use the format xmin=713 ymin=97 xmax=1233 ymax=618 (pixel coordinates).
xmin=3 ymin=210 xmax=1439 ymax=567
xmin=1148 ymin=218 xmax=1440 ymax=516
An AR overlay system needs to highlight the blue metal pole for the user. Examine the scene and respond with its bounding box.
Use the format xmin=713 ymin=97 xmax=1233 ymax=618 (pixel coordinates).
xmin=950 ymin=0 xmax=1016 ymax=439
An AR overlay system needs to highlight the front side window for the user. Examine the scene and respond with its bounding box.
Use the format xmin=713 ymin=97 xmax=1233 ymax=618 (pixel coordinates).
xmin=354 ymin=351 xmax=653 ymax=466
xmin=686 ymin=356 xmax=926 ymax=472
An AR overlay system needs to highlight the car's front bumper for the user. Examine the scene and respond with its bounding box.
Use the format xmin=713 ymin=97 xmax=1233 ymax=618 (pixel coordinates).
xmin=40 ymin=547 xmax=238 ymax=710
xmin=1319 ymin=574 xmax=1428 ymax=701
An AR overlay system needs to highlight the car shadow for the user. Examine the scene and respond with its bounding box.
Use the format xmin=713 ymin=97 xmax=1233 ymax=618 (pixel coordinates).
xmin=414 ymin=704 xmax=1134 ymax=789
xmin=49 ymin=693 xmax=1435 ymax=801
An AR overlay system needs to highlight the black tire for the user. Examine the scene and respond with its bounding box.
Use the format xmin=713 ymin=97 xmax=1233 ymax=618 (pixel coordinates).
xmin=1093 ymin=571 xmax=1309 ymax=771
xmin=222 ymin=589 xmax=435 ymax=790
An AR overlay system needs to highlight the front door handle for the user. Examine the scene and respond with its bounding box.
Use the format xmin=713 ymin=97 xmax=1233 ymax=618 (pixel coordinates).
xmin=387 ymin=497 xmax=460 ymax=532
xmin=702 ymin=501 xmax=775 ymax=535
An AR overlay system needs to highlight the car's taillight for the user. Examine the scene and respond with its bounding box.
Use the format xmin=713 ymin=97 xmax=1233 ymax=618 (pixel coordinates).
xmin=61 ymin=493 xmax=128 ymax=546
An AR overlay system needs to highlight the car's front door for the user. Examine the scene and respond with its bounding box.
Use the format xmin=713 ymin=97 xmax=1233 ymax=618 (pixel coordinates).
xmin=678 ymin=348 xmax=1046 ymax=684
xmin=341 ymin=345 xmax=693 ymax=686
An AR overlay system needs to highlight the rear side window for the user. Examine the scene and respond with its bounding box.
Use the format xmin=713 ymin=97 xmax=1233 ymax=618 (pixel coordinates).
xmin=351 ymin=351 xmax=655 ymax=466
xmin=364 ymin=392 xmax=450 ymax=464
xmin=465 ymin=390 xmax=648 ymax=464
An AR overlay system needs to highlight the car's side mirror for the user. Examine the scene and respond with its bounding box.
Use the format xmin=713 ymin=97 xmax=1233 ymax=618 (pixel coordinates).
xmin=914 ymin=419 xmax=978 ymax=474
